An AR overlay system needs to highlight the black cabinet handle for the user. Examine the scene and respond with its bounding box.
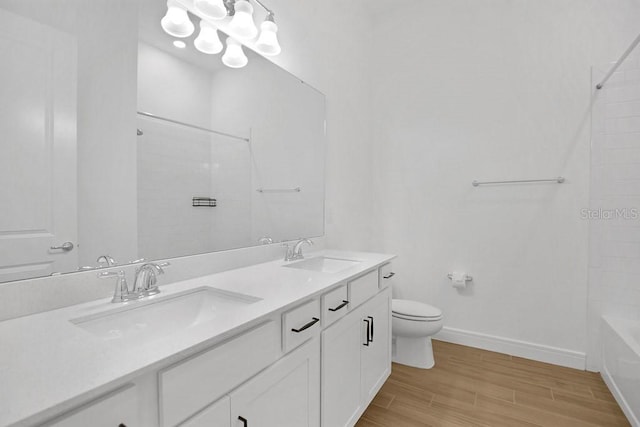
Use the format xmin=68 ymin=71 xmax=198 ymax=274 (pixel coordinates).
xmin=368 ymin=316 xmax=374 ymax=342
xmin=383 ymin=272 xmax=395 ymax=279
xmin=328 ymin=300 xmax=349 ymax=312
xmin=363 ymin=318 xmax=371 ymax=346
xmin=291 ymin=317 xmax=320 ymax=333
xmin=239 ymin=416 xmax=248 ymax=426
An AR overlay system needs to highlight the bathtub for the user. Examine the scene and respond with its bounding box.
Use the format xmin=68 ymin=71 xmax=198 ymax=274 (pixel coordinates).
xmin=602 ymin=316 xmax=640 ymax=426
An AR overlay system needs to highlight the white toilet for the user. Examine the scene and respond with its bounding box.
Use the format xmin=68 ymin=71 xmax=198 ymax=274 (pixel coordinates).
xmin=392 ymin=299 xmax=443 ymax=369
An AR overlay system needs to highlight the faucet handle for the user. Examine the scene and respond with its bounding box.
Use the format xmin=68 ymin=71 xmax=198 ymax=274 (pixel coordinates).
xmin=98 ymin=270 xmax=131 ymax=303
xmin=282 ymin=243 xmax=294 ymax=261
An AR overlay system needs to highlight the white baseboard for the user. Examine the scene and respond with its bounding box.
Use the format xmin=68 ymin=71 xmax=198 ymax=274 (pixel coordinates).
xmin=435 ymin=327 xmax=586 ymax=370
xmin=602 ymin=364 xmax=639 ymax=427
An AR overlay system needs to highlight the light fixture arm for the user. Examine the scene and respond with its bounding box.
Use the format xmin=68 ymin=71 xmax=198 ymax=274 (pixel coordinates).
xmin=223 ymin=0 xmax=273 ymax=17
xmin=252 ymin=0 xmax=273 ymax=15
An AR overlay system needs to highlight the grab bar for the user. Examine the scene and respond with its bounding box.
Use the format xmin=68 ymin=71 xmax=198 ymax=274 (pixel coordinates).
xmin=472 ymin=177 xmax=565 ymax=187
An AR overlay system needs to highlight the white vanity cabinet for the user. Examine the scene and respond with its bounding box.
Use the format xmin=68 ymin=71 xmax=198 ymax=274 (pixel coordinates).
xmin=44 ymin=384 xmax=138 ymax=427
xmin=23 ymin=260 xmax=394 ymax=427
xmin=230 ymin=339 xmax=320 ymax=427
xmin=360 ymin=290 xmax=392 ymax=405
xmin=321 ymin=287 xmax=391 ymax=427
xmin=180 ymin=397 xmax=230 ymax=427
xmin=159 ymin=321 xmax=280 ymax=427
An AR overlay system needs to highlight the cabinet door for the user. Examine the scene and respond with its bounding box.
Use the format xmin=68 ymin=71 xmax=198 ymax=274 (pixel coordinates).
xmin=230 ymin=339 xmax=320 ymax=427
xmin=181 ymin=397 xmax=230 ymax=427
xmin=46 ymin=385 xmax=137 ymax=427
xmin=360 ymin=289 xmax=391 ymax=405
xmin=321 ymin=309 xmax=363 ymax=427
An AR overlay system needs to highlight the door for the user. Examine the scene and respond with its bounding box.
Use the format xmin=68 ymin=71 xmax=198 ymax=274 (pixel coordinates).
xmin=230 ymin=339 xmax=320 ymax=427
xmin=360 ymin=289 xmax=392 ymax=404
xmin=321 ymin=308 xmax=363 ymax=427
xmin=0 ymin=7 xmax=78 ymax=282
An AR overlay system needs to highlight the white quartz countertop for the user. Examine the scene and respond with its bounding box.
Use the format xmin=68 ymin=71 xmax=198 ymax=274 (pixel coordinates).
xmin=0 ymin=250 xmax=394 ymax=427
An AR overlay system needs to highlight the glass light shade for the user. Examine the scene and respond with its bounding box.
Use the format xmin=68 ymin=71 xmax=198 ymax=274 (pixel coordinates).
xmin=194 ymin=0 xmax=227 ymax=20
xmin=194 ymin=21 xmax=223 ymax=54
xmin=222 ymin=37 xmax=248 ymax=68
xmin=228 ymin=0 xmax=257 ymax=40
xmin=161 ymin=1 xmax=194 ymax=38
xmin=255 ymin=20 xmax=281 ymax=56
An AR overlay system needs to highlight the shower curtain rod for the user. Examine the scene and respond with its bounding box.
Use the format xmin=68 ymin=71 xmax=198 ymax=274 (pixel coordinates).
xmin=596 ymin=32 xmax=640 ymax=90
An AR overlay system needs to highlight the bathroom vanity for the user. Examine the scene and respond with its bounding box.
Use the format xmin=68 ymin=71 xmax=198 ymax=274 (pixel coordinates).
xmin=0 ymin=251 xmax=395 ymax=427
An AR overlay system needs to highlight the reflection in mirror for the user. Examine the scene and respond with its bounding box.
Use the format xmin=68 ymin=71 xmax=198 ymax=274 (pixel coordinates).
xmin=0 ymin=0 xmax=325 ymax=284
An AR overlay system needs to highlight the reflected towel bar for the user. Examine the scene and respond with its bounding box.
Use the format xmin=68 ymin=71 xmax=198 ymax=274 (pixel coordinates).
xmin=596 ymin=32 xmax=640 ymax=90
xmin=256 ymin=187 xmax=301 ymax=193
xmin=137 ymin=111 xmax=250 ymax=142
xmin=472 ymin=177 xmax=565 ymax=187
xmin=447 ymin=273 xmax=473 ymax=282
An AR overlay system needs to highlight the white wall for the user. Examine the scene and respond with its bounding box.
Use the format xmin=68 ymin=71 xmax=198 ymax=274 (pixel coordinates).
xmin=589 ymin=51 xmax=640 ymax=370
xmin=369 ymin=0 xmax=640 ymax=368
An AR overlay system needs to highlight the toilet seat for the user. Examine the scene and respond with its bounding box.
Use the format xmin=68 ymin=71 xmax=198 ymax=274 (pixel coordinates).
xmin=392 ymin=299 xmax=443 ymax=321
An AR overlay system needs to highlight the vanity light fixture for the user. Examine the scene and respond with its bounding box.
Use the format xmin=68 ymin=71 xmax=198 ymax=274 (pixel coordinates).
xmin=194 ymin=20 xmax=223 ymax=54
xmin=161 ymin=0 xmax=195 ymax=38
xmin=222 ymin=37 xmax=248 ymax=68
xmin=160 ymin=0 xmax=281 ymax=68
xmin=173 ymin=40 xmax=187 ymax=48
xmin=193 ymin=0 xmax=227 ymax=20
xmin=228 ymin=0 xmax=258 ymax=40
xmin=255 ymin=12 xmax=280 ymax=56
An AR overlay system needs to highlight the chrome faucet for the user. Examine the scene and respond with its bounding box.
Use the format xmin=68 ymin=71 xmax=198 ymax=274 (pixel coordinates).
xmin=96 ymin=255 xmax=117 ymax=267
xmin=291 ymin=238 xmax=313 ymax=260
xmin=132 ymin=262 xmax=169 ymax=297
xmin=97 ymin=262 xmax=170 ymax=303
xmin=258 ymin=236 xmax=273 ymax=245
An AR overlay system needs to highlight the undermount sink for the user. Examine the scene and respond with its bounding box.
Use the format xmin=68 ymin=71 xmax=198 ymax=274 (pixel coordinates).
xmin=71 ymin=287 xmax=261 ymax=343
xmin=284 ymin=256 xmax=362 ymax=274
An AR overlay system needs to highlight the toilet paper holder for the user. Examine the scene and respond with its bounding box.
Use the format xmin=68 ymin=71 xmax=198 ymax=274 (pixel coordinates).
xmin=447 ymin=273 xmax=473 ymax=282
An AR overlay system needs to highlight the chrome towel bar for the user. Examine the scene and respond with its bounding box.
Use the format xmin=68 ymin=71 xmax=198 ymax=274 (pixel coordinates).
xmin=472 ymin=177 xmax=565 ymax=187
xmin=256 ymin=187 xmax=301 ymax=193
xmin=447 ymin=273 xmax=473 ymax=282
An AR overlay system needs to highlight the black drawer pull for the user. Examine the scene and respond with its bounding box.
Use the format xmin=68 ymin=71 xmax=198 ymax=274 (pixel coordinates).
xmin=383 ymin=272 xmax=395 ymax=279
xmin=238 ymin=416 xmax=248 ymax=426
xmin=291 ymin=317 xmax=320 ymax=333
xmin=328 ymin=300 xmax=349 ymax=312
xmin=363 ymin=318 xmax=371 ymax=346
xmin=368 ymin=316 xmax=374 ymax=342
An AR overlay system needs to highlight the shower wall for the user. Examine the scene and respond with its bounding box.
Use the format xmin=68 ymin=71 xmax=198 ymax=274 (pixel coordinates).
xmin=588 ymin=50 xmax=640 ymax=370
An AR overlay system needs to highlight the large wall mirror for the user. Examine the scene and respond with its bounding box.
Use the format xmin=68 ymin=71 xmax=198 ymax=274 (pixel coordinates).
xmin=0 ymin=0 xmax=325 ymax=284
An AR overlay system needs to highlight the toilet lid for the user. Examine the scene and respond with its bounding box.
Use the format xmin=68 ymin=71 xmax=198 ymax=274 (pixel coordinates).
xmin=392 ymin=299 xmax=442 ymax=320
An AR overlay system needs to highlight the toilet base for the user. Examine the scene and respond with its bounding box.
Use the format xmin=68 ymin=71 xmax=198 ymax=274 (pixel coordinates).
xmin=392 ymin=336 xmax=435 ymax=369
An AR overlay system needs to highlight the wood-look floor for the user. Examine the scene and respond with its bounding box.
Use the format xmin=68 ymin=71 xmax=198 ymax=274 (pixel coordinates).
xmin=356 ymin=340 xmax=630 ymax=427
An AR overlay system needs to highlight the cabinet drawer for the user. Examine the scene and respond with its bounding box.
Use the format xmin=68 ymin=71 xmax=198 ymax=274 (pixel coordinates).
xmin=283 ymin=299 xmax=321 ymax=353
xmin=159 ymin=321 xmax=279 ymax=427
xmin=181 ymin=396 xmax=230 ymax=427
xmin=45 ymin=384 xmax=137 ymax=427
xmin=379 ymin=263 xmax=395 ymax=289
xmin=349 ymin=270 xmax=379 ymax=308
xmin=322 ymin=285 xmax=349 ymax=326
